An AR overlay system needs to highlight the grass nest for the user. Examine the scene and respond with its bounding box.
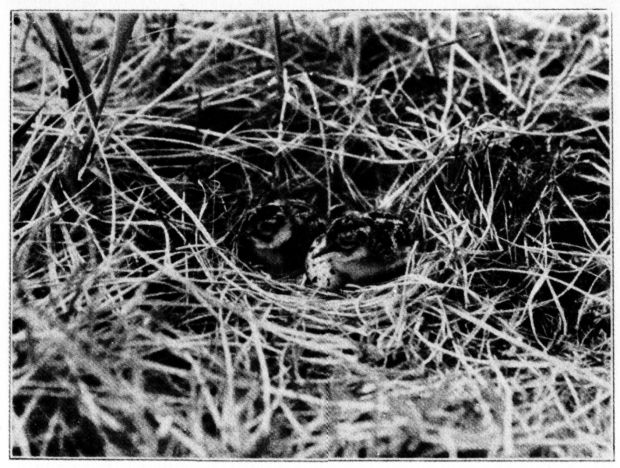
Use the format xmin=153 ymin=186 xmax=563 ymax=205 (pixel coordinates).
xmin=11 ymin=11 xmax=610 ymax=458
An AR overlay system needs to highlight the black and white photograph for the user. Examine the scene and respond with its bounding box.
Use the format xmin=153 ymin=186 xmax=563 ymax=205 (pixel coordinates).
xmin=10 ymin=8 xmax=611 ymax=459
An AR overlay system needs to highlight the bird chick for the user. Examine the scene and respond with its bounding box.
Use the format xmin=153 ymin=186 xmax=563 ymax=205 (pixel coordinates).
xmin=305 ymin=210 xmax=414 ymax=290
xmin=239 ymin=198 xmax=324 ymax=275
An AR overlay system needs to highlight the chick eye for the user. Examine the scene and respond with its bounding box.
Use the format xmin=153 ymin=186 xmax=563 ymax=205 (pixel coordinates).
xmin=337 ymin=230 xmax=361 ymax=249
xmin=258 ymin=217 xmax=280 ymax=233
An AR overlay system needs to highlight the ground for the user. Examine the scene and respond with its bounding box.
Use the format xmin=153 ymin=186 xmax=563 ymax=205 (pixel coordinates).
xmin=11 ymin=11 xmax=610 ymax=458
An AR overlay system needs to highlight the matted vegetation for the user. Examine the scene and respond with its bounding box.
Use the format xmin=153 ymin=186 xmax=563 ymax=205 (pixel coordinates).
xmin=11 ymin=11 xmax=610 ymax=458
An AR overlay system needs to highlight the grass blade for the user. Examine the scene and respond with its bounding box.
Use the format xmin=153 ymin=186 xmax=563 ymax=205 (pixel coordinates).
xmin=48 ymin=13 xmax=97 ymax=121
xmin=95 ymin=13 xmax=139 ymax=120
xmin=78 ymin=13 xmax=139 ymax=175
xmin=12 ymin=101 xmax=46 ymax=146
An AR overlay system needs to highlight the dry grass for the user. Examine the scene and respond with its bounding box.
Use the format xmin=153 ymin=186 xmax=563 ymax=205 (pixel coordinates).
xmin=11 ymin=11 xmax=610 ymax=458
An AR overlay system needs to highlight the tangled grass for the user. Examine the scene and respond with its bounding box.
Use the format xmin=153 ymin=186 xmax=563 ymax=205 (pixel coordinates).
xmin=11 ymin=11 xmax=610 ymax=458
